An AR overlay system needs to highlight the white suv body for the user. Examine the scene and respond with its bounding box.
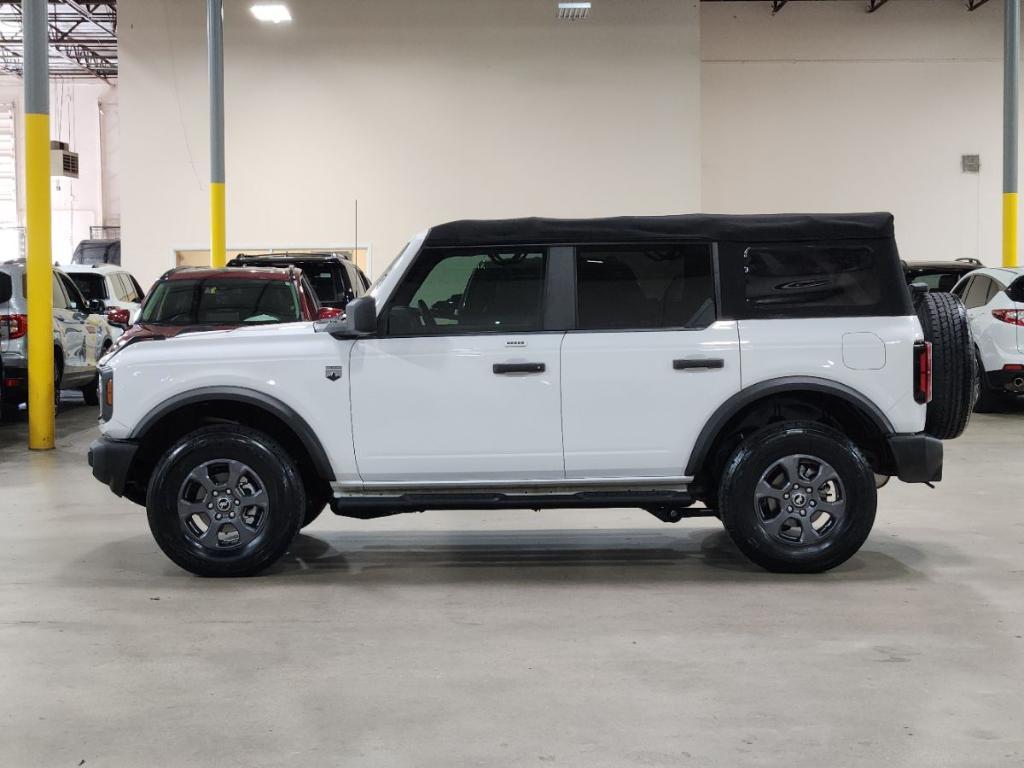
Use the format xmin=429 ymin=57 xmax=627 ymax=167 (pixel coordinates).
xmin=951 ymin=266 xmax=1024 ymax=398
xmin=89 ymin=214 xmax=961 ymax=576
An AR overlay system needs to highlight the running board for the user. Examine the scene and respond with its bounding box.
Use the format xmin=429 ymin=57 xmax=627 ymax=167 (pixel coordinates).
xmin=330 ymin=489 xmax=703 ymax=519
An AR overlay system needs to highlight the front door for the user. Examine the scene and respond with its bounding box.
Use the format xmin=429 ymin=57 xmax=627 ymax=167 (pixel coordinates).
xmin=560 ymin=243 xmax=741 ymax=479
xmin=350 ymin=247 xmax=564 ymax=484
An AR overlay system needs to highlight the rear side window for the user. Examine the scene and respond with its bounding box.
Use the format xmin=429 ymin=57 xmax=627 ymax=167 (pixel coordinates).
xmin=387 ymin=249 xmax=547 ymax=335
xmin=0 ymin=272 xmax=10 ymax=304
xmin=737 ymin=239 xmax=908 ymax=318
xmin=963 ymin=276 xmax=991 ymax=309
xmin=69 ymin=273 xmax=107 ymax=302
xmin=575 ymin=244 xmax=715 ymax=330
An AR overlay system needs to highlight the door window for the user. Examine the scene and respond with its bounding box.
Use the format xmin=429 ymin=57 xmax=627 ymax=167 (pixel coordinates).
xmin=963 ymin=276 xmax=991 ymax=309
xmin=575 ymin=244 xmax=715 ymax=330
xmin=387 ymin=249 xmax=547 ymax=335
xmin=52 ymin=274 xmax=69 ymax=309
xmin=59 ymin=273 xmax=87 ymax=312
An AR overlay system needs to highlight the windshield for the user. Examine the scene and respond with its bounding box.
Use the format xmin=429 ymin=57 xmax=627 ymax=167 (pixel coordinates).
xmin=69 ymin=273 xmax=107 ymax=302
xmin=139 ymin=278 xmax=300 ymax=326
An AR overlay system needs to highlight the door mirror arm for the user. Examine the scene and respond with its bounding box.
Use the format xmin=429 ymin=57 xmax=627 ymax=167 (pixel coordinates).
xmin=316 ymin=295 xmax=378 ymax=339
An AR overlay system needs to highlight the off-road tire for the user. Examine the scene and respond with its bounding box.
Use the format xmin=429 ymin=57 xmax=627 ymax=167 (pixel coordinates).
xmin=146 ymin=424 xmax=305 ymax=577
xmin=719 ymin=421 xmax=877 ymax=573
xmin=302 ymin=491 xmax=330 ymax=528
xmin=915 ymin=291 xmax=975 ymax=439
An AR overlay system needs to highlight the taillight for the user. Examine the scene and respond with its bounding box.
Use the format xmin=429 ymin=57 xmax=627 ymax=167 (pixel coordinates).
xmin=0 ymin=313 xmax=27 ymax=340
xmin=913 ymin=341 xmax=933 ymax=404
xmin=992 ymin=309 xmax=1024 ymax=326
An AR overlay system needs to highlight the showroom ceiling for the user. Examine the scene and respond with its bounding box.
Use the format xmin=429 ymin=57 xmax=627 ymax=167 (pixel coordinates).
xmin=0 ymin=1 xmax=117 ymax=82
xmin=700 ymin=0 xmax=992 ymax=12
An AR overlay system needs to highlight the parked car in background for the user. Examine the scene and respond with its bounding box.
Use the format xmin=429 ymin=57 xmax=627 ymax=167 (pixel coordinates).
xmin=1 ymin=261 xmax=115 ymax=417
xmin=71 ymin=238 xmax=121 ymax=266
xmin=110 ymin=265 xmax=339 ymax=353
xmin=64 ymin=264 xmax=146 ymax=340
xmin=903 ymin=258 xmax=981 ymax=292
xmin=227 ymin=252 xmax=369 ymax=310
xmin=951 ymin=266 xmax=1024 ymax=410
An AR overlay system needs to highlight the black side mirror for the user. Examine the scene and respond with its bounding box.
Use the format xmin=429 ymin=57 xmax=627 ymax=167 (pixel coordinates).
xmin=87 ymin=299 xmax=106 ymax=315
xmin=909 ymin=282 xmax=929 ymax=306
xmin=347 ymin=296 xmax=377 ymax=334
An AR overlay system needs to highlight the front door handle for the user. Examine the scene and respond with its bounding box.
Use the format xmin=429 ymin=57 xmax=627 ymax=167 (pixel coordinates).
xmin=673 ymin=358 xmax=725 ymax=371
xmin=493 ymin=362 xmax=546 ymax=374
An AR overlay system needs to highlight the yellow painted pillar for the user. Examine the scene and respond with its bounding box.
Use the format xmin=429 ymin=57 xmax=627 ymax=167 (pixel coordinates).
xmin=23 ymin=0 xmax=54 ymax=450
xmin=208 ymin=0 xmax=226 ymax=267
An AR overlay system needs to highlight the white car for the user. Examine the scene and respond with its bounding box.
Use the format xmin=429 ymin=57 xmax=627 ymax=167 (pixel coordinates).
xmin=88 ymin=213 xmax=975 ymax=577
xmin=63 ymin=264 xmax=145 ymax=339
xmin=951 ymin=266 xmax=1024 ymax=409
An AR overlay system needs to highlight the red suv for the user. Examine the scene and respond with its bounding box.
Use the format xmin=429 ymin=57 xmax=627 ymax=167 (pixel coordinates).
xmin=112 ymin=266 xmax=339 ymax=351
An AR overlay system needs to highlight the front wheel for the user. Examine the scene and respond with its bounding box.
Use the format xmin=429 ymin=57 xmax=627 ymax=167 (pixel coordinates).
xmin=146 ymin=424 xmax=305 ymax=576
xmin=718 ymin=422 xmax=877 ymax=573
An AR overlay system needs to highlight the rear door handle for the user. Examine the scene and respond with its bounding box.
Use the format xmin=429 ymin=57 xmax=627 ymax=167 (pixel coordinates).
xmin=493 ymin=362 xmax=546 ymax=374
xmin=673 ymin=358 xmax=725 ymax=371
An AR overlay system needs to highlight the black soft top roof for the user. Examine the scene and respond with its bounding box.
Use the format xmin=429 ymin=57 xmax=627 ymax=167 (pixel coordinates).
xmin=424 ymin=212 xmax=895 ymax=248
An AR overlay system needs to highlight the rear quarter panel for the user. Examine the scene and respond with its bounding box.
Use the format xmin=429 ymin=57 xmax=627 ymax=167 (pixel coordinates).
xmin=738 ymin=315 xmax=926 ymax=434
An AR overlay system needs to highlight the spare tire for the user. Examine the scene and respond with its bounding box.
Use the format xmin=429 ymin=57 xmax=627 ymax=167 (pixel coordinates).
xmin=914 ymin=291 xmax=976 ymax=439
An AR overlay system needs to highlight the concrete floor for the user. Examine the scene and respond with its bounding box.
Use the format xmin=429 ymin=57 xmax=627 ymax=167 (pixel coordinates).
xmin=1 ymin=399 xmax=1023 ymax=767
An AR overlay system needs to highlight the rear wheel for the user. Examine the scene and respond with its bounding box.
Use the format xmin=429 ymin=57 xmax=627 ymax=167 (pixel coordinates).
xmin=719 ymin=422 xmax=877 ymax=573
xmin=146 ymin=424 xmax=305 ymax=577
xmin=915 ymin=292 xmax=975 ymax=438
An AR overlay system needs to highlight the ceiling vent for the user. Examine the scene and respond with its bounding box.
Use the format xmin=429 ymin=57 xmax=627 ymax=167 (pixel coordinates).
xmin=50 ymin=141 xmax=79 ymax=179
xmin=557 ymin=2 xmax=591 ymax=21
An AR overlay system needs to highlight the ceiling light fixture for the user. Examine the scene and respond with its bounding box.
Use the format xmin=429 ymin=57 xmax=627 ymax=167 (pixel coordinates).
xmin=251 ymin=3 xmax=292 ymax=24
xmin=557 ymin=2 xmax=591 ymax=20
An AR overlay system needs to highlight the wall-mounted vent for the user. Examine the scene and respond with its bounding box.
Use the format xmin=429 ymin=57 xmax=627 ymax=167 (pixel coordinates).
xmin=557 ymin=2 xmax=591 ymax=20
xmin=961 ymin=154 xmax=981 ymax=174
xmin=50 ymin=141 xmax=79 ymax=179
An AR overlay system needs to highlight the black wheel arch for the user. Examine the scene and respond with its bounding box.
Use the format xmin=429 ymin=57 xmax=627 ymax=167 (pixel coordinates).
xmin=685 ymin=377 xmax=895 ymax=489
xmin=122 ymin=387 xmax=334 ymax=506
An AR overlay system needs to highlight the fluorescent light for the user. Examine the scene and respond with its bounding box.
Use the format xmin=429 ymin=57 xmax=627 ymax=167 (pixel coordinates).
xmin=557 ymin=2 xmax=591 ymax=20
xmin=251 ymin=3 xmax=292 ymax=23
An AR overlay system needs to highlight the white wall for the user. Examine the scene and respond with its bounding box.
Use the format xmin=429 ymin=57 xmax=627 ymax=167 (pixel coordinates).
xmin=0 ymin=76 xmax=116 ymax=263
xmin=119 ymin=0 xmax=701 ymax=288
xmin=702 ymin=0 xmax=1005 ymax=265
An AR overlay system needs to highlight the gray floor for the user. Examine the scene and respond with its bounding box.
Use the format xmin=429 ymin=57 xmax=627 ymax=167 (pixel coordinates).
xmin=1 ymin=399 xmax=1023 ymax=768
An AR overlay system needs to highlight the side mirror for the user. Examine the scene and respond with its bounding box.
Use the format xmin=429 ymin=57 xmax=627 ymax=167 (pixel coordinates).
xmin=87 ymin=298 xmax=105 ymax=315
xmin=107 ymin=307 xmax=131 ymax=329
xmin=347 ymin=296 xmax=377 ymax=334
xmin=317 ymin=306 xmax=343 ymax=320
xmin=316 ymin=295 xmax=376 ymax=337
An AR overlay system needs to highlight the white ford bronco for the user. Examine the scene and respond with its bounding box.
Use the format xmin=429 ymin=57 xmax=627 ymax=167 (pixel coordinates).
xmin=89 ymin=213 xmax=974 ymax=576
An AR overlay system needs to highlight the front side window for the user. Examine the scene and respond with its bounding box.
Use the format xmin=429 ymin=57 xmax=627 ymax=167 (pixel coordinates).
xmin=575 ymin=245 xmax=715 ymax=330
xmin=139 ymin=279 xmax=301 ymax=325
xmin=387 ymin=249 xmax=547 ymax=335
xmin=52 ymin=274 xmax=68 ymax=309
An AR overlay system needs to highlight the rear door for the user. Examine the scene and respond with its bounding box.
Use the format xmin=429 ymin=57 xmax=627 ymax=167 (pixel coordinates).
xmin=350 ymin=246 xmax=564 ymax=483
xmin=560 ymin=243 xmax=741 ymax=479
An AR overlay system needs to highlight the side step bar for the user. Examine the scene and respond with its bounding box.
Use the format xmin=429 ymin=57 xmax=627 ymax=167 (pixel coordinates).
xmin=330 ymin=490 xmax=714 ymax=521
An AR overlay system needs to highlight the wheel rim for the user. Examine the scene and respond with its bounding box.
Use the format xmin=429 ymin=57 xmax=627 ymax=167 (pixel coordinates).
xmin=177 ymin=459 xmax=269 ymax=552
xmin=754 ymin=454 xmax=846 ymax=546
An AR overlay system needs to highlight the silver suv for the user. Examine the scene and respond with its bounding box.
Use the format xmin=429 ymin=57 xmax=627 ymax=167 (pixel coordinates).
xmin=0 ymin=261 xmax=115 ymax=417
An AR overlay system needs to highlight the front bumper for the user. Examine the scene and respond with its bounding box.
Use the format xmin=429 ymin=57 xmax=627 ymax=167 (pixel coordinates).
xmin=887 ymin=433 xmax=943 ymax=484
xmin=88 ymin=436 xmax=140 ymax=497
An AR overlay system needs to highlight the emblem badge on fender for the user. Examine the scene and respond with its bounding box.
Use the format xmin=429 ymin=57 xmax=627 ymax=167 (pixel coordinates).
xmin=325 ymin=366 xmax=343 ymax=382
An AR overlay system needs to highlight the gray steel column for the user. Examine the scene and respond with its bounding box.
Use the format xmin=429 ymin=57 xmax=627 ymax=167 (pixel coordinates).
xmin=1005 ymin=0 xmax=1020 ymax=267
xmin=23 ymin=0 xmax=48 ymax=115
xmin=207 ymin=0 xmax=226 ymax=266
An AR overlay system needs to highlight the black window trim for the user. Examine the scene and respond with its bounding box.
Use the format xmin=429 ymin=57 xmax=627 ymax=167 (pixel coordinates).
xmin=566 ymin=240 xmax=721 ymax=334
